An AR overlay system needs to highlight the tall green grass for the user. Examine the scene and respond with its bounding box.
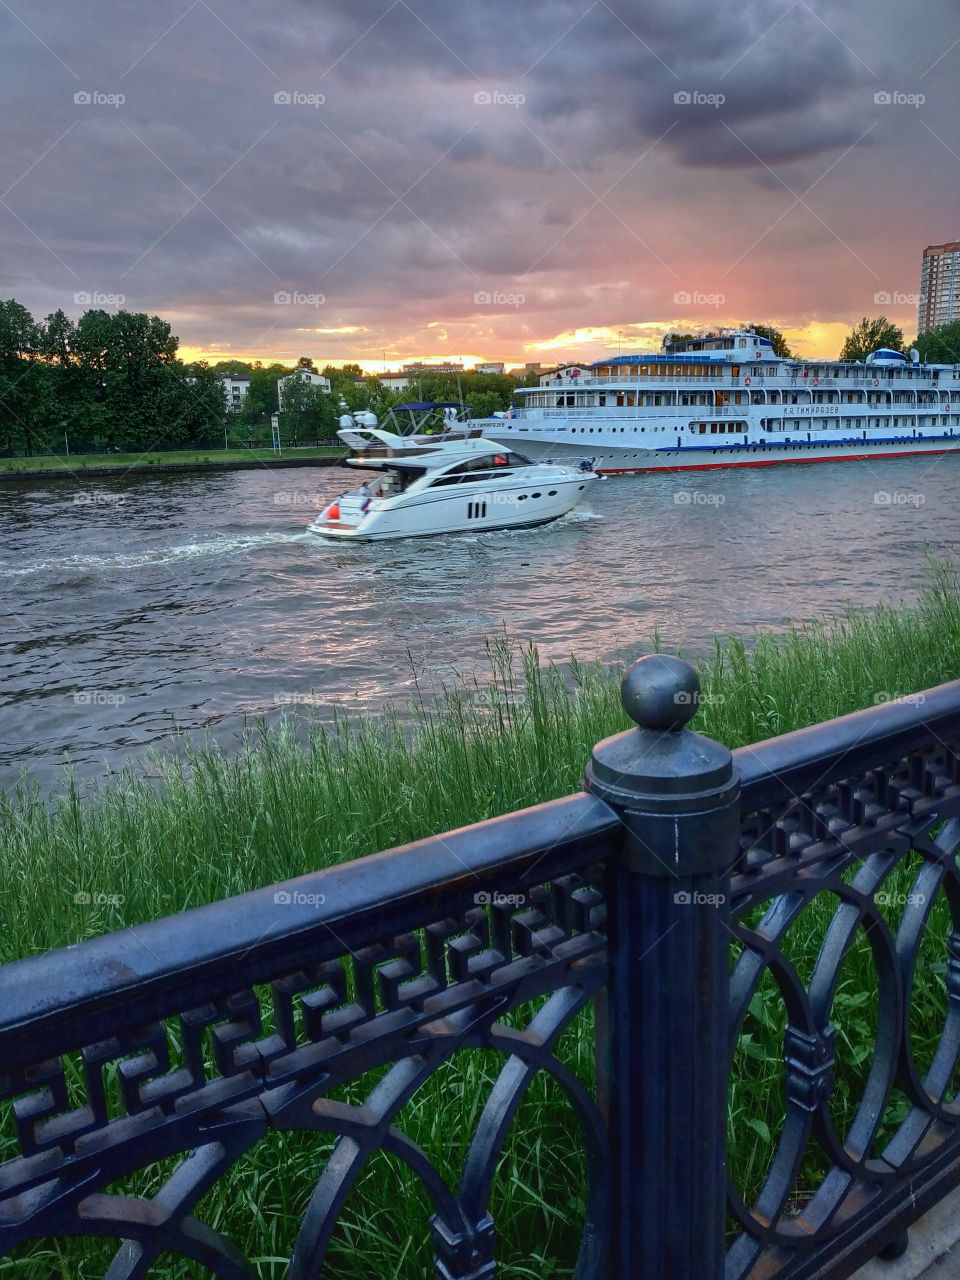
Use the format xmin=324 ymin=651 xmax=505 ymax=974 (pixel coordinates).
xmin=2 ymin=561 xmax=960 ymax=1277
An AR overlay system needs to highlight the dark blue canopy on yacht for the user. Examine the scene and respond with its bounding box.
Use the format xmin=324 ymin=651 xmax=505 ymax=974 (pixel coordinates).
xmin=393 ymin=401 xmax=460 ymax=411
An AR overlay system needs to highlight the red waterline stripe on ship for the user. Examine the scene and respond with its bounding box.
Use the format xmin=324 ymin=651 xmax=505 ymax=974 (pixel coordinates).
xmin=596 ymin=448 xmax=958 ymax=474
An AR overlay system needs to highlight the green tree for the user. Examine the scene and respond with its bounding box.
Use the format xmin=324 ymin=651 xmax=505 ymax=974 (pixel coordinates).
xmin=0 ymin=298 xmax=246 ymax=456
xmin=321 ymin=363 xmax=364 ymax=404
xmin=0 ymin=299 xmax=41 ymax=455
xmin=465 ymin=390 xmax=504 ymax=419
xmin=66 ymin=309 xmax=180 ymax=449
xmin=167 ymin=363 xmax=228 ymax=447
xmin=914 ymin=321 xmax=960 ymax=365
xmin=278 ymin=378 xmax=338 ymax=442
xmin=839 ymin=316 xmax=904 ymax=363
xmin=236 ymin=363 xmax=290 ymax=435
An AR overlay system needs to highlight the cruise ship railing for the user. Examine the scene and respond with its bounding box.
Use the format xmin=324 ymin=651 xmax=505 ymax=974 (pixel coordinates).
xmin=2 ymin=655 xmax=960 ymax=1278
xmin=543 ymin=374 xmax=947 ymax=388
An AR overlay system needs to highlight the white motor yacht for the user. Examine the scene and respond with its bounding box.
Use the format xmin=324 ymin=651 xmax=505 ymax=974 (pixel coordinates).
xmin=307 ymin=433 xmax=597 ymax=541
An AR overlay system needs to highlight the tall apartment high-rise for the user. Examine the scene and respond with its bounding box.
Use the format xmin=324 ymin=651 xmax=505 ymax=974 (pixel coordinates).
xmin=918 ymin=241 xmax=960 ymax=334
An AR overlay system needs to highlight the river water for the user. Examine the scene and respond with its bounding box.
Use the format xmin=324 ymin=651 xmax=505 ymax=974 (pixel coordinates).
xmin=1 ymin=455 xmax=956 ymax=793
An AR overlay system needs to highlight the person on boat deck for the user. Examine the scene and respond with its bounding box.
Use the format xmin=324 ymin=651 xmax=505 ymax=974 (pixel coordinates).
xmin=357 ymin=481 xmax=373 ymax=513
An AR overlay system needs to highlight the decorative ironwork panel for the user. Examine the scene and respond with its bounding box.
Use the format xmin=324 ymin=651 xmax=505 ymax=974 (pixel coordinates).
xmin=727 ymin=737 xmax=960 ymax=1278
xmin=0 ymin=836 xmax=611 ymax=1277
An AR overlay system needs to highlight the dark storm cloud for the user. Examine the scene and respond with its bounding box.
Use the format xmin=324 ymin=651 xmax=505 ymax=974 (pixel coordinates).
xmin=0 ymin=0 xmax=957 ymax=361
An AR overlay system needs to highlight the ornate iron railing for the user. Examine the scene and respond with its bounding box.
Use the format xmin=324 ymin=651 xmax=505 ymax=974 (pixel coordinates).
xmin=1 ymin=656 xmax=960 ymax=1277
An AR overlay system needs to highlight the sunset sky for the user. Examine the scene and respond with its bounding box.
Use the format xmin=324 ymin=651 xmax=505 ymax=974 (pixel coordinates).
xmin=2 ymin=0 xmax=958 ymax=367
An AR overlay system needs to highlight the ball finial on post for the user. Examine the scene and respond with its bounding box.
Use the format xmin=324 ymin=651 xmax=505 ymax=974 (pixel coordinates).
xmin=583 ymin=652 xmax=738 ymax=877
xmin=620 ymin=654 xmax=700 ymax=733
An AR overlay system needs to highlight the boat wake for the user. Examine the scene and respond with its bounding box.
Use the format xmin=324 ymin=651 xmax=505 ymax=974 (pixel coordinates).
xmin=0 ymin=532 xmax=312 ymax=578
xmin=560 ymin=509 xmax=604 ymax=522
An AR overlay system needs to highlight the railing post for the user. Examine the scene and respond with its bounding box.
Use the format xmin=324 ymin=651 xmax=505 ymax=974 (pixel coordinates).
xmin=584 ymin=654 xmax=741 ymax=1280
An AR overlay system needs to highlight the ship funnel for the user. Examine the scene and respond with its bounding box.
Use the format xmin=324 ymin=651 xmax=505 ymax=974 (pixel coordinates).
xmin=910 ymin=347 xmax=920 ymax=364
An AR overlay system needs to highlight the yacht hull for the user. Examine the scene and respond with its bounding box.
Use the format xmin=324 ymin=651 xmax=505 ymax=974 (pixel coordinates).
xmin=309 ymin=472 xmax=595 ymax=541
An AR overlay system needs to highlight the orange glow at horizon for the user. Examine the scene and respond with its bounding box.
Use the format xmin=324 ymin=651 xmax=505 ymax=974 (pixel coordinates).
xmin=178 ymin=318 xmax=875 ymax=370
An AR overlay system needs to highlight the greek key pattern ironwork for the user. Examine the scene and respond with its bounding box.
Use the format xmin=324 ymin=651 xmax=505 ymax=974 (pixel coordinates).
xmin=0 ymin=868 xmax=609 ymax=1278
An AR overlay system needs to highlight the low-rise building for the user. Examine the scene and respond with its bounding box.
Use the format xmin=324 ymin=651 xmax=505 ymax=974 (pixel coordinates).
xmin=219 ymin=373 xmax=251 ymax=413
xmin=277 ymin=368 xmax=332 ymax=409
xmin=474 ymin=362 xmax=505 ymax=375
xmin=353 ymin=372 xmax=410 ymax=392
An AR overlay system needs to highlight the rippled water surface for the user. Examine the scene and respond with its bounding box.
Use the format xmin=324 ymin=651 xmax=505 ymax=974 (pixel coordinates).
xmin=2 ymin=455 xmax=957 ymax=792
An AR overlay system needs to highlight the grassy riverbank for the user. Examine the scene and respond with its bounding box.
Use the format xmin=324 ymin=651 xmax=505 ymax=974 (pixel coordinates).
xmin=2 ymin=564 xmax=960 ymax=1276
xmin=0 ymin=445 xmax=346 ymax=476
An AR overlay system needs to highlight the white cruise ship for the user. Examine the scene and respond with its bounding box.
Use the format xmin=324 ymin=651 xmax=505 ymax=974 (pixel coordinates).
xmin=472 ymin=330 xmax=960 ymax=473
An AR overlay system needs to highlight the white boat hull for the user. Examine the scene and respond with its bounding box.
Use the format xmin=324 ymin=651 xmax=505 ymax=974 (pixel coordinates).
xmin=309 ymin=471 xmax=595 ymax=540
